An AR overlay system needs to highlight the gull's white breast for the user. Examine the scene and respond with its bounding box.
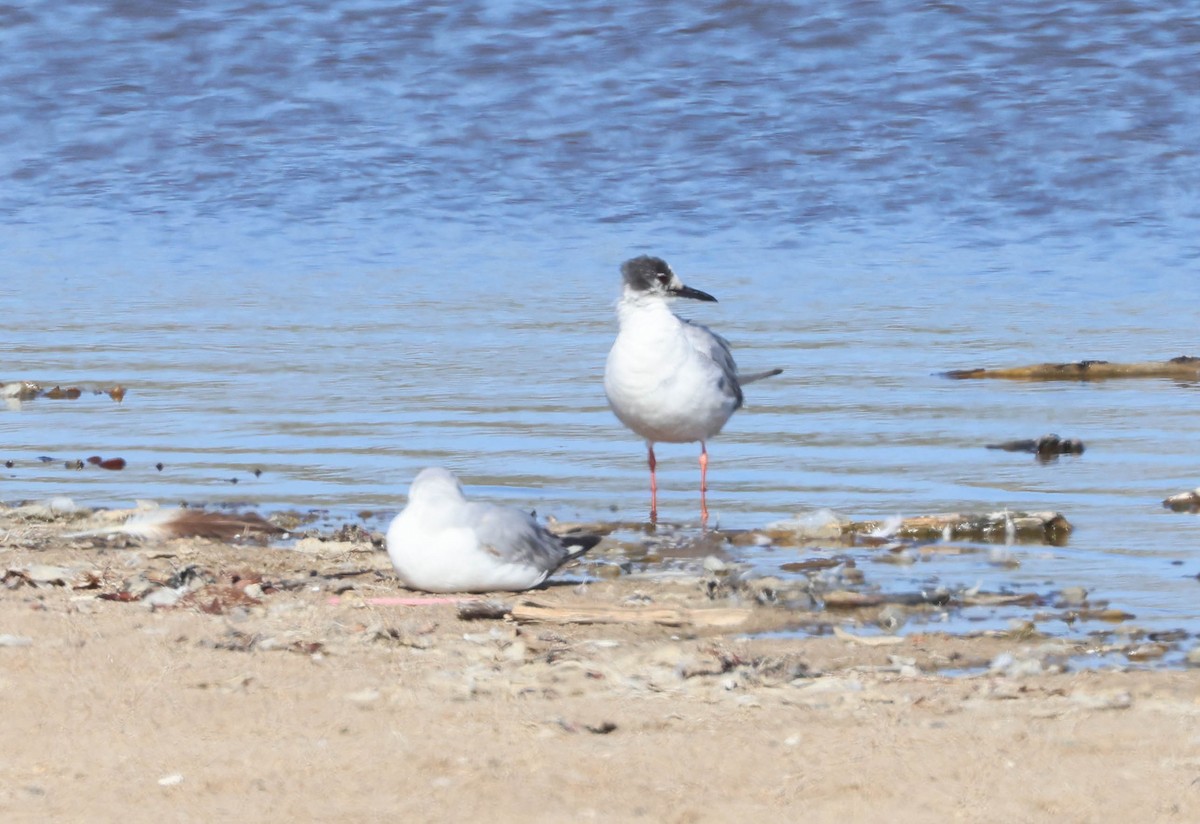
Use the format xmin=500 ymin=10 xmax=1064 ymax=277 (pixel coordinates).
xmin=604 ymin=301 xmax=739 ymax=444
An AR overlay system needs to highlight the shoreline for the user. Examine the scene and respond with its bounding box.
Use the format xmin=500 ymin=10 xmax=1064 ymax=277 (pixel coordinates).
xmin=3 ymin=498 xmax=1197 ymax=666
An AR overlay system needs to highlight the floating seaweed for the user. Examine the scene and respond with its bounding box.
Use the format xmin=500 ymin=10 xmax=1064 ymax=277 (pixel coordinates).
xmin=986 ymin=434 xmax=1085 ymax=458
xmin=0 ymin=381 xmax=127 ymax=403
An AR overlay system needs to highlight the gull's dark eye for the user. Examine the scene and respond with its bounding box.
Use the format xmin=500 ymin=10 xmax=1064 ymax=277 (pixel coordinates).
xmin=656 ymin=272 xmax=670 ymax=285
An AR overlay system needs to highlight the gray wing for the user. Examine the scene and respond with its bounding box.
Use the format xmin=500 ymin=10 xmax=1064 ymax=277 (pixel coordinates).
xmin=680 ymin=318 xmax=744 ymax=410
xmin=462 ymin=501 xmax=573 ymax=572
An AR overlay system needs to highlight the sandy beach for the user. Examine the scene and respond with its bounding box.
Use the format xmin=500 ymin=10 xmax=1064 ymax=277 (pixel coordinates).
xmin=7 ymin=0 xmax=1200 ymax=819
xmin=1 ymin=502 xmax=1197 ymax=823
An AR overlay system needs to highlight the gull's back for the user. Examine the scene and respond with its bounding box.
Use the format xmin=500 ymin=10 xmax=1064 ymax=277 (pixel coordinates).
xmin=464 ymin=501 xmax=572 ymax=569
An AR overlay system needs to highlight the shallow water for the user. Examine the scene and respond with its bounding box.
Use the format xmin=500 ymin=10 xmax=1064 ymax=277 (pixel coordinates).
xmin=3 ymin=1 xmax=1198 ymax=632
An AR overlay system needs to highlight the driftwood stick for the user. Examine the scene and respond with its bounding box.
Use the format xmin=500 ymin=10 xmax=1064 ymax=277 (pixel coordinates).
xmin=841 ymin=511 xmax=1072 ymax=545
xmin=758 ymin=511 xmax=1072 ymax=547
xmin=508 ymin=600 xmax=751 ymax=628
xmin=943 ymin=356 xmax=1200 ymax=381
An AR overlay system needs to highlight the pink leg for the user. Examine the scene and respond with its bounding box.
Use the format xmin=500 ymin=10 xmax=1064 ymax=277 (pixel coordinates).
xmin=647 ymin=442 xmax=658 ymax=523
xmin=699 ymin=442 xmax=709 ymax=525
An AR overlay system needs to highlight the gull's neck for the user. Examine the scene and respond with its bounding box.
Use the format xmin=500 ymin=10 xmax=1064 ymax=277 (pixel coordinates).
xmin=407 ymin=484 xmax=466 ymax=514
xmin=616 ymin=288 xmax=678 ymax=325
xmin=404 ymin=493 xmax=467 ymax=531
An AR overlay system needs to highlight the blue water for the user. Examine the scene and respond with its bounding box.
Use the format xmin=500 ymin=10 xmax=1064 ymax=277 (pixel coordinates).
xmin=2 ymin=0 xmax=1199 ymax=630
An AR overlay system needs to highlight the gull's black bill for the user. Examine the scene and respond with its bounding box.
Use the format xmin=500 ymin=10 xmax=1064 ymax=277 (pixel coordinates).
xmin=672 ymin=284 xmax=718 ymax=302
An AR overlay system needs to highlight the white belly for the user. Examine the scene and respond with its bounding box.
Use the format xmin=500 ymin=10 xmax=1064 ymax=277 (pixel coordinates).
xmin=604 ymin=332 xmax=737 ymax=444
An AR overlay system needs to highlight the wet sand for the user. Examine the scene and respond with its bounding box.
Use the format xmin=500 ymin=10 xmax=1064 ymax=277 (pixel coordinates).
xmin=2 ymin=503 xmax=1199 ymax=821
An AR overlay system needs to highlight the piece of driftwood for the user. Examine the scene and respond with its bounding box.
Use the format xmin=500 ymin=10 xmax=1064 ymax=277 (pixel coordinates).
xmin=1163 ymin=489 xmax=1200 ymax=513
xmin=986 ymin=434 xmax=1085 ymax=457
xmin=457 ymin=599 xmax=512 ymax=620
xmin=508 ymin=599 xmax=751 ymax=628
xmin=843 ymin=511 xmax=1072 ymax=545
xmin=958 ymin=592 xmax=1040 ymax=607
xmin=755 ymin=510 xmax=1071 ymax=548
xmin=1075 ymin=608 xmax=1135 ymax=622
xmin=943 ymin=356 xmax=1200 ymax=381
xmin=823 ymin=588 xmax=1040 ymax=611
xmin=834 ymin=589 xmax=960 ymax=609
xmin=832 ymin=627 xmax=906 ymax=646
xmin=821 ymin=590 xmax=886 ymax=609
xmin=779 ymin=557 xmax=844 ymax=573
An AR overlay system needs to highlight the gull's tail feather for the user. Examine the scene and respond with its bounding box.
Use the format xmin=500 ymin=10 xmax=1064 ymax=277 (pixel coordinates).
xmin=560 ymin=534 xmax=603 ymax=565
xmin=738 ymin=368 xmax=783 ymax=385
xmin=70 ymin=509 xmax=286 ymax=542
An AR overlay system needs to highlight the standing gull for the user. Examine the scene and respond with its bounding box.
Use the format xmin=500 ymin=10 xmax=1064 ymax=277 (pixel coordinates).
xmin=604 ymin=255 xmax=781 ymax=524
xmin=386 ymin=467 xmax=600 ymax=593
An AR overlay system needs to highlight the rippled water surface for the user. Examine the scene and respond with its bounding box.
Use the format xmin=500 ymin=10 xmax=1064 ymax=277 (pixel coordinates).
xmin=3 ymin=1 xmax=1199 ymax=629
